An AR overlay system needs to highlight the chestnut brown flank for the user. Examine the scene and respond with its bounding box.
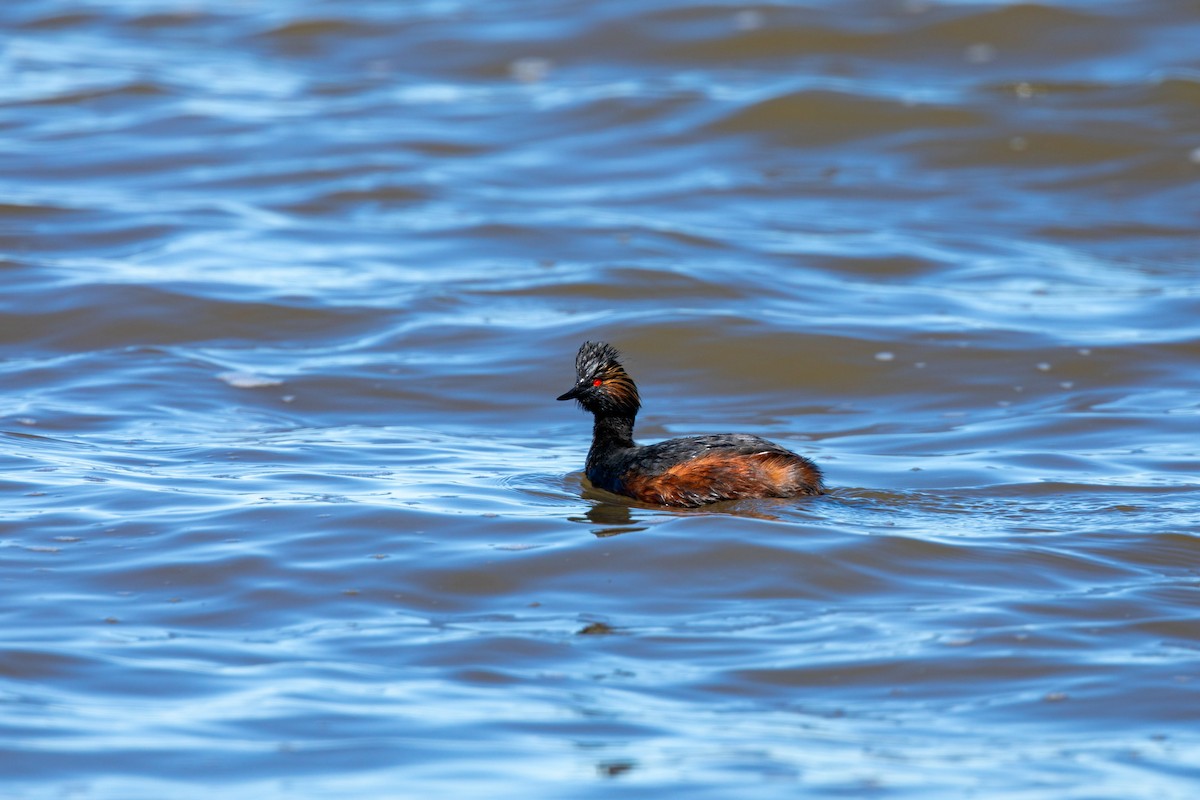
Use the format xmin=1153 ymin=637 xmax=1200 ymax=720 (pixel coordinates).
xmin=622 ymin=451 xmax=821 ymax=507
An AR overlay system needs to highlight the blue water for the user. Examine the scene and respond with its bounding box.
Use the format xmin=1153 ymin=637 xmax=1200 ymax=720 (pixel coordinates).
xmin=2 ymin=1 xmax=1199 ymax=797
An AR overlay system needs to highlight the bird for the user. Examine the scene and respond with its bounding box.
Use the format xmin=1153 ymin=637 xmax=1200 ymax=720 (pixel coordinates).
xmin=557 ymin=341 xmax=823 ymax=507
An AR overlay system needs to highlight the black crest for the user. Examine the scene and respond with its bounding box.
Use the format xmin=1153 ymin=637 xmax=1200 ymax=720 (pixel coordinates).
xmin=575 ymin=340 xmax=622 ymax=380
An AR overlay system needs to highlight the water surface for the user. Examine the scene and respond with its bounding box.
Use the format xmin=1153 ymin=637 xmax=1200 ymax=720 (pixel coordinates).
xmin=2 ymin=1 xmax=1199 ymax=797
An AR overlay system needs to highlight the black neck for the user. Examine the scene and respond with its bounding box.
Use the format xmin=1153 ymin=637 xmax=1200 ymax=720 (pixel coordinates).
xmin=590 ymin=413 xmax=636 ymax=452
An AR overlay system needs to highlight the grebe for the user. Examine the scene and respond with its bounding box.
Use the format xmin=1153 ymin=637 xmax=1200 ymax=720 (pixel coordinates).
xmin=557 ymin=341 xmax=823 ymax=507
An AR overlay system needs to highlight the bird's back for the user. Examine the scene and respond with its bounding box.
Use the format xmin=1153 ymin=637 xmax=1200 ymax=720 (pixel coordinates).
xmin=592 ymin=434 xmax=823 ymax=507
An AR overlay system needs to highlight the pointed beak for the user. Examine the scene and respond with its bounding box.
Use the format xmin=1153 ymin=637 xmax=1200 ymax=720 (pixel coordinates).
xmin=557 ymin=384 xmax=583 ymax=401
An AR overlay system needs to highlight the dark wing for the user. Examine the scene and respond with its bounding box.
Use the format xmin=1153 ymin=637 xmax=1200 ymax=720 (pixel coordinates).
xmin=629 ymin=434 xmax=794 ymax=476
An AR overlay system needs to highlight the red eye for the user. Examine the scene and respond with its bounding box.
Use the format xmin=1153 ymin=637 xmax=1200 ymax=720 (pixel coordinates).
xmin=592 ymin=378 xmax=603 ymax=387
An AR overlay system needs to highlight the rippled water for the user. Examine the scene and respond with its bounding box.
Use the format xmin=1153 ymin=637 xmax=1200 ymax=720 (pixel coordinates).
xmin=3 ymin=1 xmax=1199 ymax=797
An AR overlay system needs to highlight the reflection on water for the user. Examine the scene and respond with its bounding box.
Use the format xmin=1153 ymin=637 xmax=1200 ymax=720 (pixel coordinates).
xmin=575 ymin=498 xmax=651 ymax=538
xmin=2 ymin=0 xmax=1199 ymax=797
